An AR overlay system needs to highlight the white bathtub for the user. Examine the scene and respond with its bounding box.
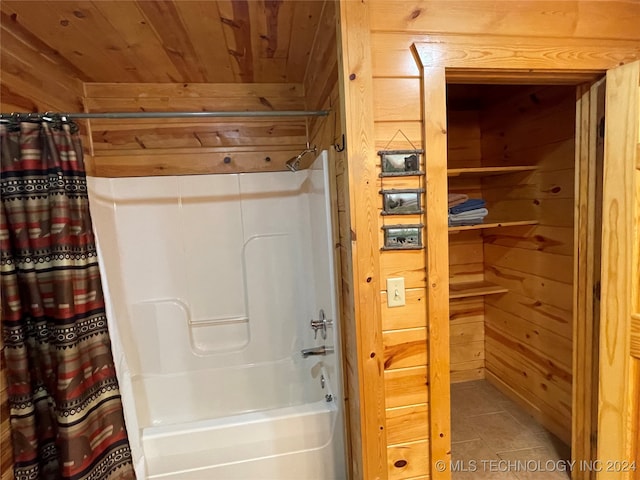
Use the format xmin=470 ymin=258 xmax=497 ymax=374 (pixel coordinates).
xmin=138 ymin=360 xmax=344 ymax=479
xmin=89 ymin=153 xmax=346 ymax=478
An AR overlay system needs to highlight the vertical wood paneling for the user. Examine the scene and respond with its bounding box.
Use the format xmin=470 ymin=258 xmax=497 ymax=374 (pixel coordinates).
xmin=632 ymin=81 xmax=640 ymax=478
xmin=338 ymin=1 xmax=387 ymax=477
xmin=572 ymin=78 xmax=606 ymax=476
xmin=420 ymin=65 xmax=452 ymax=480
xmin=351 ymin=5 xmax=639 ymax=479
xmin=598 ymin=61 xmax=640 ymax=479
xmin=480 ymin=85 xmax=576 ymax=443
xmin=447 ymin=107 xmax=485 ymax=384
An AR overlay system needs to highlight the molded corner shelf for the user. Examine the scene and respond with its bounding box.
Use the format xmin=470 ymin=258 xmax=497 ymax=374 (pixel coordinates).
xmin=447 ymin=166 xmax=537 ymax=177
xmin=448 ymin=219 xmax=538 ymax=232
xmin=449 ymin=281 xmax=508 ymax=300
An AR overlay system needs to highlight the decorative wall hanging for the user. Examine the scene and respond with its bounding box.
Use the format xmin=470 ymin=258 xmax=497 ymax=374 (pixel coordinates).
xmin=378 ymin=129 xmax=425 ymax=250
xmin=382 ymin=224 xmax=424 ymax=250
xmin=381 ymin=188 xmax=424 ymax=215
xmin=378 ymin=150 xmax=424 ymax=177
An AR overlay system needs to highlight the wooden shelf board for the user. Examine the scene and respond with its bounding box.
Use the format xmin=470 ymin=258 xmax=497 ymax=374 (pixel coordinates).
xmin=447 ymin=165 xmax=537 ymax=177
xmin=448 ymin=219 xmax=538 ymax=232
xmin=449 ymin=281 xmax=508 ymax=300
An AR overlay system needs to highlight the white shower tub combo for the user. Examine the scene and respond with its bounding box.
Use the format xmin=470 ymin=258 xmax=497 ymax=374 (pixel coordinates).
xmin=142 ymin=361 xmax=339 ymax=479
xmin=89 ymin=152 xmax=346 ymax=479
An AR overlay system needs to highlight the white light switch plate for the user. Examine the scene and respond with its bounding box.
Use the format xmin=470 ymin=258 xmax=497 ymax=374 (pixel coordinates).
xmin=386 ymin=277 xmax=406 ymax=307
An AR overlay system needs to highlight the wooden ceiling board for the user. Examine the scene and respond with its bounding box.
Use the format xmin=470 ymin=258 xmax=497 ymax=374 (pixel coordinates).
xmin=0 ymin=19 xmax=85 ymax=111
xmin=91 ymin=1 xmax=185 ymax=82
xmin=171 ymin=1 xmax=236 ymax=83
xmin=0 ymin=0 xmax=329 ymax=84
xmin=135 ymin=1 xmax=208 ymax=82
xmin=1 ymin=1 xmax=140 ymax=82
xmin=52 ymin=0 xmax=151 ymax=81
xmin=218 ymin=0 xmax=254 ymax=82
xmin=264 ymin=0 xmax=294 ymax=60
xmin=248 ymin=0 xmax=294 ymax=82
xmin=0 ymin=10 xmax=89 ymax=82
xmin=286 ymin=1 xmax=325 ymax=82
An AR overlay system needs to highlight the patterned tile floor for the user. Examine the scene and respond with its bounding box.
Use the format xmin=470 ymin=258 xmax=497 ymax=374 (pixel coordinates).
xmin=450 ymin=380 xmax=571 ymax=479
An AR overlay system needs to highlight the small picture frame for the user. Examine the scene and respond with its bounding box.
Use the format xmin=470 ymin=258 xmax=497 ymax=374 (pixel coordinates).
xmin=381 ymin=189 xmax=424 ymax=215
xmin=382 ymin=224 xmax=423 ymax=250
xmin=378 ymin=150 xmax=424 ymax=177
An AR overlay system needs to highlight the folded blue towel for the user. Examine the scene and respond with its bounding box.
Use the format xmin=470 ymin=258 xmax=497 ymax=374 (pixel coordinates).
xmin=449 ymin=198 xmax=486 ymax=214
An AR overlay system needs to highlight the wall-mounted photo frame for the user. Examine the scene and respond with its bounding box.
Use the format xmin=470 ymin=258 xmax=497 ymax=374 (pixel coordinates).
xmin=381 ymin=224 xmax=424 ymax=250
xmin=381 ymin=189 xmax=424 ymax=215
xmin=378 ymin=149 xmax=424 ymax=177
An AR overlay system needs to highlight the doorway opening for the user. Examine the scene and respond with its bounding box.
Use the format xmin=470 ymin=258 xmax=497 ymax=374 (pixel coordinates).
xmin=444 ymin=83 xmax=596 ymax=477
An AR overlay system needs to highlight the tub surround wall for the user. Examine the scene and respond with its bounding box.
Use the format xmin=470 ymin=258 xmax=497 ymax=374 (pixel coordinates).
xmin=89 ymin=153 xmax=345 ymax=478
xmin=90 ymin=170 xmax=316 ymax=410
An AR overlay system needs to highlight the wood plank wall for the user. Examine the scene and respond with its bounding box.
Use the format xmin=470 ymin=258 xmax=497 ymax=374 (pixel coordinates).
xmin=631 ymin=68 xmax=640 ymax=480
xmin=81 ymin=82 xmax=310 ymax=176
xmin=480 ymin=85 xmax=576 ymax=444
xmin=373 ymin=69 xmax=431 ymax=480
xmin=342 ymin=2 xmax=640 ymax=477
xmin=303 ymin=2 xmax=365 ymax=478
xmin=447 ymin=97 xmax=486 ymax=383
xmin=635 ymin=74 xmax=640 ymax=480
xmin=339 ymin=1 xmax=390 ymax=478
xmin=598 ymin=61 xmax=640 ymax=480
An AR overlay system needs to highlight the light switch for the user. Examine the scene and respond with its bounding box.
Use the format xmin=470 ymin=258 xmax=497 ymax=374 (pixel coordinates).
xmin=386 ymin=277 xmax=406 ymax=307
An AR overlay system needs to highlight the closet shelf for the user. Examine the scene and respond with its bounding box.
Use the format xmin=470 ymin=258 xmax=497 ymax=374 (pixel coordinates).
xmin=449 ymin=281 xmax=508 ymax=300
xmin=448 ymin=219 xmax=538 ymax=232
xmin=447 ymin=166 xmax=537 ymax=177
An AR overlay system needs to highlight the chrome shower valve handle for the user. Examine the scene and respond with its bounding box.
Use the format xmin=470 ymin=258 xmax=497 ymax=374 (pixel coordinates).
xmin=310 ymin=309 xmax=332 ymax=340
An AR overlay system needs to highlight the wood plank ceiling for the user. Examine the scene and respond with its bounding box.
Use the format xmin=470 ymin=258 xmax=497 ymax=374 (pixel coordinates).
xmin=0 ymin=0 xmax=326 ymax=83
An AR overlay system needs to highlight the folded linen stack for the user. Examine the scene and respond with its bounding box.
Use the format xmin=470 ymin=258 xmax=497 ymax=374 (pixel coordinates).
xmin=448 ymin=196 xmax=488 ymax=226
xmin=448 ymin=193 xmax=468 ymax=208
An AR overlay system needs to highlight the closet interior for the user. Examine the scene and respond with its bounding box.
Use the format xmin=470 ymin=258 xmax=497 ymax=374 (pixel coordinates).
xmin=445 ymin=83 xmax=577 ymax=451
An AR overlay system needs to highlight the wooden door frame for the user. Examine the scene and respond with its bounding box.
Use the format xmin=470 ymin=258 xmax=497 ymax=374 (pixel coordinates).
xmin=597 ymin=61 xmax=640 ymax=480
xmin=412 ymin=35 xmax=640 ymax=480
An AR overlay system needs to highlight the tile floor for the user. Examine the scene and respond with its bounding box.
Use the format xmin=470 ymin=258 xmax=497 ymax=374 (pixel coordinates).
xmin=451 ymin=380 xmax=571 ymax=479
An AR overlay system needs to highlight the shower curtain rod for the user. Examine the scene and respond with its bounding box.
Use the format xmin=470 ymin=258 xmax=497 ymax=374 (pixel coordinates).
xmin=0 ymin=110 xmax=329 ymax=120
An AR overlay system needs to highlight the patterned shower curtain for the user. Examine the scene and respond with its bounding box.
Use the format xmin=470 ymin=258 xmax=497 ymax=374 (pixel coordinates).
xmin=0 ymin=121 xmax=134 ymax=480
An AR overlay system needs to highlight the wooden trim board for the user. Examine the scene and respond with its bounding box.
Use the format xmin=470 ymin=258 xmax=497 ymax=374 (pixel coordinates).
xmin=338 ymin=1 xmax=387 ymax=478
xmin=412 ymin=36 xmax=640 ymax=479
xmin=419 ymin=65 xmax=452 ymax=480
xmin=598 ymin=60 xmax=640 ymax=480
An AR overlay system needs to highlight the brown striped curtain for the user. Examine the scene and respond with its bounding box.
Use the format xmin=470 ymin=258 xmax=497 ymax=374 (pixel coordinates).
xmin=0 ymin=121 xmax=134 ymax=480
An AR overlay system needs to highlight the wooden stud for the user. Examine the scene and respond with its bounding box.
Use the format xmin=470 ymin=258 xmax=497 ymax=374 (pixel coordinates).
xmin=598 ymin=60 xmax=640 ymax=480
xmin=572 ymin=77 xmax=606 ymax=479
xmin=418 ymin=64 xmax=452 ymax=480
xmin=338 ymin=1 xmax=387 ymax=477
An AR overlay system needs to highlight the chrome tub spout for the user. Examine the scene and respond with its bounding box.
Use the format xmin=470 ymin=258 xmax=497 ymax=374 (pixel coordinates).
xmin=301 ymin=346 xmax=334 ymax=358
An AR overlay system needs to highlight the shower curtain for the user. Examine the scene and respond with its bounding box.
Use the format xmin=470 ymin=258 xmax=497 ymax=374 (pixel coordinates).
xmin=0 ymin=121 xmax=134 ymax=480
